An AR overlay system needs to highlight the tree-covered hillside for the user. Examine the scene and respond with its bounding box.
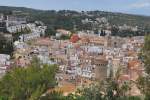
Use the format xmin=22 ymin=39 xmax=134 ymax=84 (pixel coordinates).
xmin=1 ymin=6 xmax=150 ymax=36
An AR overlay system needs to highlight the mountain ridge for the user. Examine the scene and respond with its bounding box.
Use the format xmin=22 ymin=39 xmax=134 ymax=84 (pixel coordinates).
xmin=0 ymin=6 xmax=150 ymax=17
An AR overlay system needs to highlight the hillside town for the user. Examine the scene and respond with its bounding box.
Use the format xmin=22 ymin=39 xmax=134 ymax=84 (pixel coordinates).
xmin=0 ymin=11 xmax=145 ymax=97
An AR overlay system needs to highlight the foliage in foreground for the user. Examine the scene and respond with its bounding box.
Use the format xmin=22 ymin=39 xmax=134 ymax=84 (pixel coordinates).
xmin=0 ymin=61 xmax=58 ymax=100
xmin=41 ymin=79 xmax=141 ymax=100
xmin=137 ymin=34 xmax=150 ymax=100
xmin=0 ymin=57 xmax=142 ymax=100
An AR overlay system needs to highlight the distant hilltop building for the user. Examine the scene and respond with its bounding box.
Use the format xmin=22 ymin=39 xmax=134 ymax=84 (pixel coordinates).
xmin=0 ymin=12 xmax=27 ymax=33
xmin=6 ymin=15 xmax=27 ymax=27
xmin=96 ymin=17 xmax=108 ymax=23
xmin=56 ymin=29 xmax=72 ymax=36
xmin=56 ymin=29 xmax=72 ymax=39
xmin=0 ymin=14 xmax=7 ymax=32
xmin=119 ymin=24 xmax=138 ymax=32
xmin=19 ymin=23 xmax=47 ymax=42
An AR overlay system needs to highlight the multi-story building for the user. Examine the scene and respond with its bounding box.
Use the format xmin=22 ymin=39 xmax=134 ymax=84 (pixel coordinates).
xmin=6 ymin=15 xmax=27 ymax=27
xmin=7 ymin=24 xmax=28 ymax=33
xmin=0 ymin=14 xmax=6 ymax=32
xmin=5 ymin=15 xmax=27 ymax=33
xmin=92 ymin=56 xmax=108 ymax=81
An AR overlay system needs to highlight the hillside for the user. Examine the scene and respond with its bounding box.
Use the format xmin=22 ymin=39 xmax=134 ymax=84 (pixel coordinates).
xmin=1 ymin=6 xmax=150 ymax=36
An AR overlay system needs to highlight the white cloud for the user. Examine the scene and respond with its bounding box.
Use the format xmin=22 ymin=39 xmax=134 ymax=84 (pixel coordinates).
xmin=131 ymin=2 xmax=150 ymax=8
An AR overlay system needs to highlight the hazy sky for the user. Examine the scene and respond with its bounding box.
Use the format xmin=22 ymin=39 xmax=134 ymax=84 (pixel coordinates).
xmin=0 ymin=0 xmax=150 ymax=16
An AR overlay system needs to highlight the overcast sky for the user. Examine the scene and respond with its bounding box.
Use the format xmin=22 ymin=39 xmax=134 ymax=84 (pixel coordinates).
xmin=0 ymin=0 xmax=150 ymax=16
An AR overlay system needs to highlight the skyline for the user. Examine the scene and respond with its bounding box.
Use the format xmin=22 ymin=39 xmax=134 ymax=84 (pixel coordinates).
xmin=0 ymin=0 xmax=150 ymax=16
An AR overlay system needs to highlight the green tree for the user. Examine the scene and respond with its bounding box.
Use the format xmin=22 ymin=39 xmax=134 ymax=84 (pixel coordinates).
xmin=40 ymin=91 xmax=66 ymax=100
xmin=137 ymin=34 xmax=150 ymax=99
xmin=0 ymin=59 xmax=58 ymax=100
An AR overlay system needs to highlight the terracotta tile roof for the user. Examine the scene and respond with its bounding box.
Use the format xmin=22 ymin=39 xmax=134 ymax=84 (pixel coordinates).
xmin=127 ymin=50 xmax=137 ymax=56
xmin=48 ymin=82 xmax=76 ymax=96
xmin=118 ymin=74 xmax=130 ymax=81
xmin=70 ymin=34 xmax=80 ymax=43
xmin=128 ymin=60 xmax=141 ymax=69
xmin=34 ymin=38 xmax=51 ymax=46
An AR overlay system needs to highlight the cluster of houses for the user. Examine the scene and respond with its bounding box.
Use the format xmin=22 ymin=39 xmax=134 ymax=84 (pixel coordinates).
xmin=0 ymin=12 xmax=47 ymax=35
xmin=0 ymin=26 xmax=144 ymax=96
xmin=53 ymin=31 xmax=145 ymax=95
xmin=19 ymin=23 xmax=47 ymax=42
xmin=11 ymin=28 xmax=144 ymax=95
xmin=0 ymin=12 xmax=47 ymax=74
xmin=81 ymin=16 xmax=140 ymax=35
xmin=0 ymin=12 xmax=145 ymax=95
